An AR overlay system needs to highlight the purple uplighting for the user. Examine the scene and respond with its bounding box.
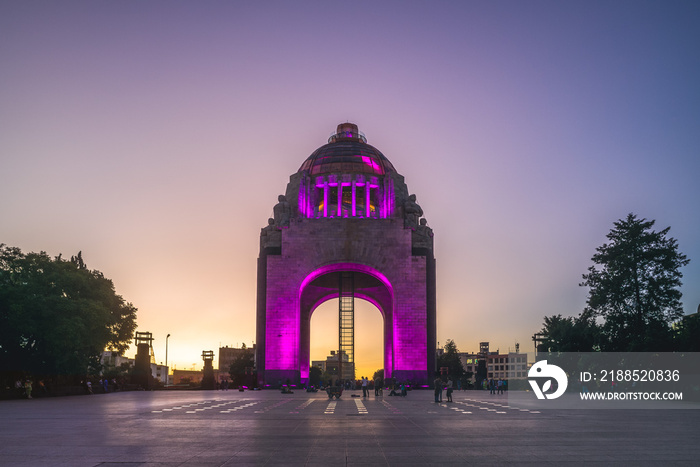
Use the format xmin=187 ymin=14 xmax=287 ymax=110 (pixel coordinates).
xmin=361 ymin=155 xmax=382 ymax=173
xmin=299 ymin=263 xmax=394 ymax=297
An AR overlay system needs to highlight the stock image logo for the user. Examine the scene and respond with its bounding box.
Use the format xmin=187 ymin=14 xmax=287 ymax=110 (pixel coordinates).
xmin=528 ymin=360 xmax=568 ymax=400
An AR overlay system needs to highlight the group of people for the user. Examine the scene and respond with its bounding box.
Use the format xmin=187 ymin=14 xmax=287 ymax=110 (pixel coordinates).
xmin=15 ymin=379 xmax=34 ymax=399
xmin=359 ymin=377 xmax=413 ymax=397
xmin=306 ymin=377 xmax=411 ymax=398
xmin=82 ymin=378 xmax=119 ymax=394
xmin=433 ymin=376 xmax=455 ymax=403
xmin=14 ymin=377 xmax=128 ymax=398
xmin=360 ymin=376 xmax=396 ymax=397
xmin=360 ymin=376 xmax=382 ymax=397
xmin=387 ymin=381 xmax=408 ymax=397
xmin=487 ymin=378 xmax=507 ymax=394
xmin=215 ymin=379 xmax=231 ymax=390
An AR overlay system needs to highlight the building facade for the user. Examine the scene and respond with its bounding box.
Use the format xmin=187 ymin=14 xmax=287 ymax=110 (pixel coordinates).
xmin=486 ymin=352 xmax=529 ymax=381
xmin=311 ymin=350 xmax=356 ymax=380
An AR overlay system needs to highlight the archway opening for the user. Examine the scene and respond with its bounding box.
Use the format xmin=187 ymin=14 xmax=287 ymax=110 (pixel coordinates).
xmin=309 ymin=297 xmax=384 ymax=384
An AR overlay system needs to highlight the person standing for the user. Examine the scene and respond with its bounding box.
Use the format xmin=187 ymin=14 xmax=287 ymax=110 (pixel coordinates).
xmin=445 ymin=378 xmax=453 ymax=402
xmin=361 ymin=376 xmax=368 ymax=397
xmin=433 ymin=375 xmax=442 ymax=403
xmin=24 ymin=379 xmax=33 ymax=399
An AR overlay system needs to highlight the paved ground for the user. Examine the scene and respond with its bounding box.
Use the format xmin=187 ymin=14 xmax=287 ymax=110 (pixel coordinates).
xmin=1 ymin=389 xmax=699 ymax=466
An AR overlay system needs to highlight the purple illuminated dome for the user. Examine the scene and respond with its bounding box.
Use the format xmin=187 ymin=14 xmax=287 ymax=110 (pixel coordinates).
xmin=255 ymin=123 xmax=437 ymax=387
xmin=293 ymin=123 xmax=403 ymax=219
xmin=299 ymin=123 xmax=396 ymax=176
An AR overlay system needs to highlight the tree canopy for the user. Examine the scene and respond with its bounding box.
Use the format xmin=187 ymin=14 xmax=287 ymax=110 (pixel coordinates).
xmin=0 ymin=245 xmax=137 ymax=380
xmin=228 ymin=348 xmax=255 ymax=387
xmin=538 ymin=313 xmax=600 ymax=353
xmin=437 ymin=339 xmax=465 ymax=379
xmin=581 ymin=214 xmax=689 ymax=351
xmin=540 ymin=214 xmax=690 ymax=353
xmin=308 ymin=365 xmax=323 ymax=387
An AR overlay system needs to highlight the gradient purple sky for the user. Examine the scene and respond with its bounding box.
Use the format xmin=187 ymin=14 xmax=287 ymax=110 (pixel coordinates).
xmin=2 ymin=1 xmax=699 ymax=377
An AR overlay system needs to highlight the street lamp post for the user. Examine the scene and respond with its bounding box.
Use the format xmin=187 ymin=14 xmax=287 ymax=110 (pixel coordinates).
xmin=165 ymin=334 xmax=171 ymax=385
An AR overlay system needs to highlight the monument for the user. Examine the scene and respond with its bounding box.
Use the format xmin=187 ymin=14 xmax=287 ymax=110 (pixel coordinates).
xmin=256 ymin=123 xmax=436 ymax=386
xmin=201 ymin=350 xmax=216 ymax=390
xmin=132 ymin=331 xmax=154 ymax=390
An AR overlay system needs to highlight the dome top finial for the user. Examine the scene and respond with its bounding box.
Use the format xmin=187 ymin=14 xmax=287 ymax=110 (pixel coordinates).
xmin=328 ymin=122 xmax=366 ymax=143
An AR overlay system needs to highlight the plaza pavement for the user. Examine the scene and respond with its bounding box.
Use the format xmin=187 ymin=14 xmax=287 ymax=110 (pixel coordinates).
xmin=1 ymin=388 xmax=699 ymax=466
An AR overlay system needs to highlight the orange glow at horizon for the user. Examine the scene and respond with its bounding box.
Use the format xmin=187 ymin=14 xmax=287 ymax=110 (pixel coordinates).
xmin=133 ymin=298 xmax=384 ymax=381
xmin=310 ymin=298 xmax=383 ymax=380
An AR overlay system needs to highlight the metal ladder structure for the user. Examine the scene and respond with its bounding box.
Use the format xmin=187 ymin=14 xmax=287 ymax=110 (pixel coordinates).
xmin=338 ymin=272 xmax=355 ymax=381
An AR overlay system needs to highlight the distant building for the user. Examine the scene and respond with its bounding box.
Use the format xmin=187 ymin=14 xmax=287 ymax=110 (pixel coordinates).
xmin=100 ymin=351 xmax=169 ymax=384
xmin=312 ymin=350 xmax=355 ymax=380
xmin=100 ymin=351 xmax=132 ymax=370
xmin=172 ymin=369 xmax=201 ymax=385
xmin=171 ymin=368 xmax=224 ymax=385
xmin=218 ymin=344 xmax=256 ymax=372
xmin=454 ymin=342 xmax=529 ymax=384
xmin=486 ymin=352 xmax=528 ymax=380
xmin=458 ymin=352 xmax=481 ymax=378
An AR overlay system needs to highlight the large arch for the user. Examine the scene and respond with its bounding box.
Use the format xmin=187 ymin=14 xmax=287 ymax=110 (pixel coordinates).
xmin=299 ymin=263 xmax=394 ymax=382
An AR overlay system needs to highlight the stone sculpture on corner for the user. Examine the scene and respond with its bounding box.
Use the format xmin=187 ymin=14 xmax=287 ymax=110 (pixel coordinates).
xmin=403 ymin=194 xmax=423 ymax=230
xmin=260 ymin=218 xmax=281 ymax=250
xmin=273 ymin=194 xmax=291 ymax=228
xmin=413 ymin=218 xmax=434 ymax=249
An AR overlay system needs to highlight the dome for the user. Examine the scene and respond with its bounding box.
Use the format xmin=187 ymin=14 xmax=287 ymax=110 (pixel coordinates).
xmin=298 ymin=123 xmax=396 ymax=176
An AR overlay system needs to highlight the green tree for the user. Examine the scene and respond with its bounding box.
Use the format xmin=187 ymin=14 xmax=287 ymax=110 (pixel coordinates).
xmin=308 ymin=365 xmax=322 ymax=387
xmin=674 ymin=311 xmax=700 ymax=351
xmin=475 ymin=359 xmax=487 ymax=389
xmin=580 ymin=214 xmax=690 ymax=351
xmin=228 ymin=349 xmax=255 ymax=387
xmin=538 ymin=313 xmax=600 ymax=353
xmin=437 ymin=339 xmax=465 ymax=379
xmin=372 ymin=368 xmax=384 ymax=383
xmin=0 ymin=245 xmax=137 ymax=382
xmin=102 ymin=360 xmax=133 ymax=381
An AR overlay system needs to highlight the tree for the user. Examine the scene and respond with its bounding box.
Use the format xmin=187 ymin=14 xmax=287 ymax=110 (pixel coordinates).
xmin=372 ymin=369 xmax=384 ymax=383
xmin=0 ymin=245 xmax=137 ymax=383
xmin=308 ymin=365 xmax=323 ymax=387
xmin=436 ymin=339 xmax=465 ymax=380
xmin=674 ymin=311 xmax=700 ymax=352
xmin=538 ymin=313 xmax=600 ymax=353
xmin=102 ymin=360 xmax=133 ymax=382
xmin=580 ymin=214 xmax=690 ymax=351
xmin=228 ymin=349 xmax=255 ymax=387
xmin=475 ymin=359 xmax=487 ymax=389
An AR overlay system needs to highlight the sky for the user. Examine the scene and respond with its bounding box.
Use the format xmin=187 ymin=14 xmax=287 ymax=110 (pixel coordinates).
xmin=2 ymin=1 xmax=699 ymax=379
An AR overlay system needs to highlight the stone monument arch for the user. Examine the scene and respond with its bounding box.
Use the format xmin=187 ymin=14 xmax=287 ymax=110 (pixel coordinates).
xmin=256 ymin=123 xmax=436 ymax=386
